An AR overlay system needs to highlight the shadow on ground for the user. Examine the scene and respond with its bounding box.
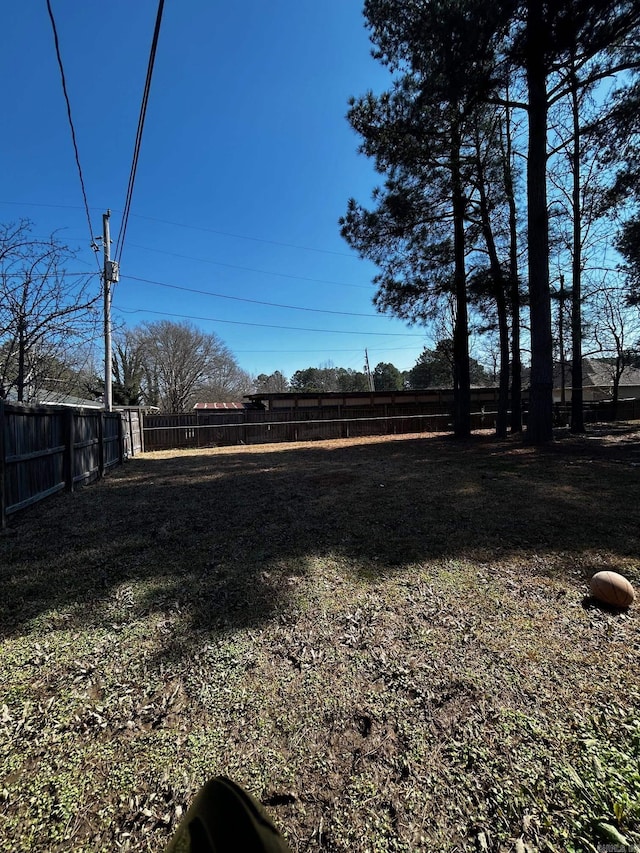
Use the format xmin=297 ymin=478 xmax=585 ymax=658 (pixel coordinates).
xmin=1 ymin=429 xmax=639 ymax=648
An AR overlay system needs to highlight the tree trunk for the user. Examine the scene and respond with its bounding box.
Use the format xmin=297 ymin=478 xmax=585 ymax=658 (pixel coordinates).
xmin=525 ymin=0 xmax=553 ymax=444
xmin=474 ymin=126 xmax=509 ymax=438
xmin=612 ymin=358 xmax=622 ymax=420
xmin=492 ymin=290 xmax=510 ymax=439
xmin=17 ymin=317 xmax=26 ymax=403
xmin=451 ymin=124 xmax=471 ymax=439
xmin=502 ymin=99 xmax=522 ymax=433
xmin=569 ymin=59 xmax=585 ymax=433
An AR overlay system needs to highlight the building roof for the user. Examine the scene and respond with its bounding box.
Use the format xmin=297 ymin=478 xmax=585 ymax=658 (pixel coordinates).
xmin=583 ymin=358 xmax=640 ymax=387
xmin=193 ymin=401 xmax=248 ymax=410
xmin=34 ymin=391 xmax=103 ymax=409
xmin=552 ymin=358 xmax=640 ymax=388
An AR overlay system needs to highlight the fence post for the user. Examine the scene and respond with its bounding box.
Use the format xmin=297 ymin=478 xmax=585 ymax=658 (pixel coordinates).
xmin=98 ymin=412 xmax=105 ymax=477
xmin=65 ymin=408 xmax=75 ymax=492
xmin=0 ymin=400 xmax=6 ymax=529
xmin=128 ymin=409 xmax=134 ymax=457
xmin=120 ymin=413 xmax=125 ymax=464
xmin=139 ymin=408 xmax=145 ymax=453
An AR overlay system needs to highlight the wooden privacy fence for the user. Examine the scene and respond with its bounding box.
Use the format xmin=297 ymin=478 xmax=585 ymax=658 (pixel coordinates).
xmin=143 ymin=397 xmax=640 ymax=452
xmin=0 ymin=402 xmax=134 ymax=527
xmin=551 ymin=398 xmax=640 ymax=424
xmin=143 ymin=408 xmax=499 ymax=451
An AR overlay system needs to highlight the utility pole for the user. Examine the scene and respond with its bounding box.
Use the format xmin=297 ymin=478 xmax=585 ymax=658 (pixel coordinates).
xmin=102 ymin=211 xmax=118 ymax=412
xmin=364 ymin=349 xmax=375 ymax=392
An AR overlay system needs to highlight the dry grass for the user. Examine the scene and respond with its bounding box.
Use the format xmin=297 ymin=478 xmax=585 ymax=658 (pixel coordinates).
xmin=1 ymin=427 xmax=639 ymax=852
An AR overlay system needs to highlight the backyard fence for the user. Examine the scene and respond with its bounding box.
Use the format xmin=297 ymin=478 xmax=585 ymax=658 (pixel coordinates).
xmin=0 ymin=403 xmax=140 ymax=527
xmin=552 ymin=398 xmax=640 ymax=424
xmin=143 ymin=407 xmax=498 ymax=451
xmin=143 ymin=397 xmax=640 ymax=452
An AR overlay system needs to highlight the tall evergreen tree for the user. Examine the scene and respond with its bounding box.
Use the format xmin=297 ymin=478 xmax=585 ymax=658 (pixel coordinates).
xmin=344 ymin=1 xmax=639 ymax=443
xmin=510 ymin=0 xmax=640 ymax=441
xmin=373 ymin=361 xmax=404 ymax=391
xmin=600 ymin=72 xmax=640 ymax=292
xmin=467 ymin=107 xmax=522 ymax=438
xmin=342 ymin=0 xmax=508 ymax=437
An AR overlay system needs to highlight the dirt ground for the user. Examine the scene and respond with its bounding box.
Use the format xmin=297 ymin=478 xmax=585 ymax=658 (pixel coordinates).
xmin=1 ymin=427 xmax=639 ymax=852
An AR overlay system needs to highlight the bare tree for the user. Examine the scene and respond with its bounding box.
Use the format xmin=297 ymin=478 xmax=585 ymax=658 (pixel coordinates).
xmin=0 ymin=220 xmax=99 ymax=402
xmin=199 ymin=360 xmax=254 ymax=402
xmin=591 ymin=277 xmax=640 ymax=416
xmin=112 ymin=328 xmax=147 ymax=406
xmin=137 ymin=320 xmax=249 ymax=412
xmin=255 ymin=371 xmax=289 ymax=393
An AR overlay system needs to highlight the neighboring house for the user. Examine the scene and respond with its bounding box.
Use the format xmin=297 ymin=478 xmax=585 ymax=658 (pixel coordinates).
xmin=243 ymin=388 xmax=502 ymax=414
xmin=31 ymin=390 xmax=103 ymax=409
xmin=246 ymin=363 xmax=640 ymax=415
xmin=552 ymin=358 xmax=640 ymax=402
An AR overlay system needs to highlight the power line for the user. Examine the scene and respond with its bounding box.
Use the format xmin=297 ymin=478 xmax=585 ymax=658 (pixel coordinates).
xmin=113 ymin=305 xmax=425 ymax=337
xmin=18 ymin=236 xmax=371 ymax=291
xmin=128 ymin=243 xmax=374 ymax=289
xmin=122 ymin=273 xmax=381 ymax=317
xmin=44 ymin=0 xmax=99 ymax=266
xmin=233 ymin=346 xmax=420 ymax=353
xmin=0 ymin=200 xmax=95 ymax=212
xmin=128 ymin=212 xmax=359 ymax=259
xmin=0 ymin=201 xmax=359 ymax=261
xmin=114 ymin=0 xmax=165 ymax=265
xmin=1 ymin=273 xmax=99 ymax=281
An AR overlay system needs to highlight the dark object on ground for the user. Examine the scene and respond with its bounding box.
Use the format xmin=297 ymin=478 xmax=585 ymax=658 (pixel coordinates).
xmin=165 ymin=776 xmax=292 ymax=853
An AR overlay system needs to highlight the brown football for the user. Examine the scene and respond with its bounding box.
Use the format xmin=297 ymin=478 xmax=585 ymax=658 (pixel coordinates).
xmin=590 ymin=571 xmax=636 ymax=608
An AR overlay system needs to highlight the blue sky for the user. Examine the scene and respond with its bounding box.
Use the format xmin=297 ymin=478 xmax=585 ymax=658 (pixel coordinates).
xmin=1 ymin=1 xmax=431 ymax=380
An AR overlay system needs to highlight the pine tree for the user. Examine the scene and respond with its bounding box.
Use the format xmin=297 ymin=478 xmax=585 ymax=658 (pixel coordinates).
xmin=342 ymin=0 xmax=508 ymax=437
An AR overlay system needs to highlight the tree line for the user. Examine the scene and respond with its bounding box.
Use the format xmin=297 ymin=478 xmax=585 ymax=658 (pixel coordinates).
xmin=340 ymin=0 xmax=640 ymax=443
xmin=256 ymin=345 xmax=492 ymax=394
